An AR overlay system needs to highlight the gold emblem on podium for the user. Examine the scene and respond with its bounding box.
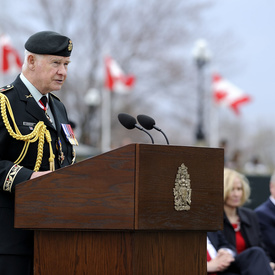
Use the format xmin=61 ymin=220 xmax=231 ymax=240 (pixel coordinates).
xmin=173 ymin=163 xmax=192 ymax=211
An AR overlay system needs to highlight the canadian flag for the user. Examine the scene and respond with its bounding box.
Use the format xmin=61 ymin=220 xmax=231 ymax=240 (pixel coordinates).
xmin=0 ymin=34 xmax=22 ymax=74
xmin=104 ymin=56 xmax=135 ymax=94
xmin=212 ymin=73 xmax=251 ymax=115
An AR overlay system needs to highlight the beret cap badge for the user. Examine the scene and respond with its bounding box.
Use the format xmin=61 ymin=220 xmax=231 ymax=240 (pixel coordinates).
xmin=68 ymin=40 xmax=73 ymax=52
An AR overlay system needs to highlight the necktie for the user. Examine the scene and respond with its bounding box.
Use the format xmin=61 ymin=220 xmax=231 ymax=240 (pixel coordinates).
xmin=39 ymin=96 xmax=53 ymax=124
xmin=39 ymin=96 xmax=48 ymax=111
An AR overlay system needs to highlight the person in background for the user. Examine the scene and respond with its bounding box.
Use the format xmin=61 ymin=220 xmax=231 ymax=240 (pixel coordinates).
xmin=207 ymin=231 xmax=235 ymax=274
xmin=243 ymin=156 xmax=269 ymax=175
xmin=207 ymin=231 xmax=274 ymax=274
xmin=226 ymin=150 xmax=242 ymax=172
xmin=0 ymin=31 xmax=77 ymax=275
xmin=222 ymin=168 xmax=275 ymax=273
xmin=255 ymin=171 xmax=275 ymax=263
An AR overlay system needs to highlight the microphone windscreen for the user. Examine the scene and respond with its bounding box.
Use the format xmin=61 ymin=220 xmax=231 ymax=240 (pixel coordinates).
xmin=118 ymin=113 xmax=137 ymax=129
xmin=137 ymin=114 xmax=155 ymax=130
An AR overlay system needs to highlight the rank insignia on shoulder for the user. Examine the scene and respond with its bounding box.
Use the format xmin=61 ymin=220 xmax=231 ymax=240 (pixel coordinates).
xmin=50 ymin=93 xmax=61 ymax=101
xmin=61 ymin=123 xmax=79 ymax=146
xmin=0 ymin=84 xmax=14 ymax=93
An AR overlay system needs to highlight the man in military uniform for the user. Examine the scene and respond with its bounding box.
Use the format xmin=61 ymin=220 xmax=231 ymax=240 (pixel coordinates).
xmin=0 ymin=31 xmax=77 ymax=275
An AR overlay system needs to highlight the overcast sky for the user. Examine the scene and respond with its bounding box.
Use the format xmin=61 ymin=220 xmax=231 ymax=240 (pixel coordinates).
xmin=203 ymin=0 xmax=275 ymax=132
xmin=2 ymin=0 xmax=275 ymax=140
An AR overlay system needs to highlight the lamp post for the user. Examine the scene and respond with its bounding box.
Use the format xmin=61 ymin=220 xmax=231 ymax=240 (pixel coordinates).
xmin=192 ymin=39 xmax=211 ymax=145
xmin=83 ymin=88 xmax=101 ymax=146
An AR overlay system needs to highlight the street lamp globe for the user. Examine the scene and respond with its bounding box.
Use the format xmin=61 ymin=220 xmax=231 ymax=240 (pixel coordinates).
xmin=192 ymin=39 xmax=211 ymax=69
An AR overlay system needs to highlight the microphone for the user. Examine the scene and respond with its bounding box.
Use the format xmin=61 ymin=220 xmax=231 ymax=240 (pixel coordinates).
xmin=137 ymin=114 xmax=169 ymax=145
xmin=118 ymin=113 xmax=154 ymax=144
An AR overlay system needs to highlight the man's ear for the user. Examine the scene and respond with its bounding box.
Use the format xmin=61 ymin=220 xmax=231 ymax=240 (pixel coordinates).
xmin=27 ymin=54 xmax=36 ymax=70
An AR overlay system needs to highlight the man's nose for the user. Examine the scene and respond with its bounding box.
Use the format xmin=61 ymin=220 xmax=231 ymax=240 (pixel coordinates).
xmin=58 ymin=65 xmax=67 ymax=75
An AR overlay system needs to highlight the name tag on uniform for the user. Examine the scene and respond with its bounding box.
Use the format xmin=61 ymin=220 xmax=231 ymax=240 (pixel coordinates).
xmin=23 ymin=122 xmax=36 ymax=127
xmin=23 ymin=121 xmax=36 ymax=130
xmin=61 ymin=123 xmax=78 ymax=146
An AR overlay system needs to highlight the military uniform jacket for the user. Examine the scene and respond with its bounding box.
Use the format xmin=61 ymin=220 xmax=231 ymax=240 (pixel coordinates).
xmin=0 ymin=75 xmax=74 ymax=255
xmin=255 ymin=199 xmax=275 ymax=262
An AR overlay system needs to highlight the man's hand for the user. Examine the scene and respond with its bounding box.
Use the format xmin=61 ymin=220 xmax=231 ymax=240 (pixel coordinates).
xmin=269 ymin=262 xmax=275 ymax=274
xmin=30 ymin=171 xmax=52 ymax=179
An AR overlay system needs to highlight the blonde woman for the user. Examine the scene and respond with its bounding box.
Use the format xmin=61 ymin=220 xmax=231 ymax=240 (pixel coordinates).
xmin=223 ymin=168 xmax=275 ymax=273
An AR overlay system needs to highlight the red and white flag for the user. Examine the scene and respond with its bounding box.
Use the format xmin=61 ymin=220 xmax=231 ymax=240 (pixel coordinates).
xmin=104 ymin=56 xmax=135 ymax=94
xmin=212 ymin=73 xmax=251 ymax=115
xmin=0 ymin=34 xmax=22 ymax=74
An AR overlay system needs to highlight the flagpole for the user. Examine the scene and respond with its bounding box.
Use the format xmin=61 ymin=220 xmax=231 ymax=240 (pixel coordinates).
xmin=209 ymin=100 xmax=219 ymax=148
xmin=101 ymin=55 xmax=135 ymax=153
xmin=101 ymin=88 xmax=111 ymax=152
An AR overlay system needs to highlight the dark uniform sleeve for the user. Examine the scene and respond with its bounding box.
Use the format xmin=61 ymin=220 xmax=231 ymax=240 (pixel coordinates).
xmin=0 ymin=120 xmax=34 ymax=193
xmin=0 ymin=161 xmax=33 ymax=193
xmin=0 ymin=87 xmax=34 ymax=194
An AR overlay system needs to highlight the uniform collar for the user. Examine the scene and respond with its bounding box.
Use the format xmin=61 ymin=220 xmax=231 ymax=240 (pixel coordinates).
xmin=20 ymin=73 xmax=48 ymax=103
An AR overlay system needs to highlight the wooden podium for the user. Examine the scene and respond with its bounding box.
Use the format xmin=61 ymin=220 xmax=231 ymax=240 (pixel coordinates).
xmin=15 ymin=144 xmax=224 ymax=275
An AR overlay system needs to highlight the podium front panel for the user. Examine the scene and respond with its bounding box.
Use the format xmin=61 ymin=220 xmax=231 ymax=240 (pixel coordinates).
xmin=135 ymin=144 xmax=223 ymax=231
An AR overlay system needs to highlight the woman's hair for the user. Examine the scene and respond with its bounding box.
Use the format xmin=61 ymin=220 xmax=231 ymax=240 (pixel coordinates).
xmin=224 ymin=168 xmax=251 ymax=206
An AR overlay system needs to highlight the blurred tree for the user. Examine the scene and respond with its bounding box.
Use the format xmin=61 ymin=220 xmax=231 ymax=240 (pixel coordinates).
xmin=2 ymin=0 xmax=275 ymax=169
xmin=0 ymin=0 xmax=214 ymax=149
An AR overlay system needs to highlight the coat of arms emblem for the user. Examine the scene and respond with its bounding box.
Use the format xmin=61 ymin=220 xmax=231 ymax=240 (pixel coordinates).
xmin=173 ymin=163 xmax=192 ymax=211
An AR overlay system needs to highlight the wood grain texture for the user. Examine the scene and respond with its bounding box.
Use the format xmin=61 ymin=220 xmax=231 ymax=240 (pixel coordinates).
xmin=34 ymin=230 xmax=206 ymax=275
xmin=135 ymin=144 xmax=224 ymax=231
xmin=15 ymin=145 xmax=136 ymax=229
xmin=15 ymin=144 xmax=223 ymax=231
xmin=14 ymin=144 xmax=222 ymax=275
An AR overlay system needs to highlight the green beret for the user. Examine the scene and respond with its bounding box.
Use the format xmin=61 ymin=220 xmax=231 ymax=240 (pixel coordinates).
xmin=25 ymin=31 xmax=73 ymax=57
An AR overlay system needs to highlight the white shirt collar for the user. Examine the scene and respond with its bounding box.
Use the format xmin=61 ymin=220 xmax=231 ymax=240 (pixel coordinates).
xmin=20 ymin=73 xmax=48 ymax=103
xmin=270 ymin=196 xmax=275 ymax=205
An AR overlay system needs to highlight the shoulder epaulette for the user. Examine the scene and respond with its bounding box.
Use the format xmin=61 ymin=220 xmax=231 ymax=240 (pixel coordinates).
xmin=50 ymin=93 xmax=61 ymax=101
xmin=0 ymin=84 xmax=14 ymax=93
